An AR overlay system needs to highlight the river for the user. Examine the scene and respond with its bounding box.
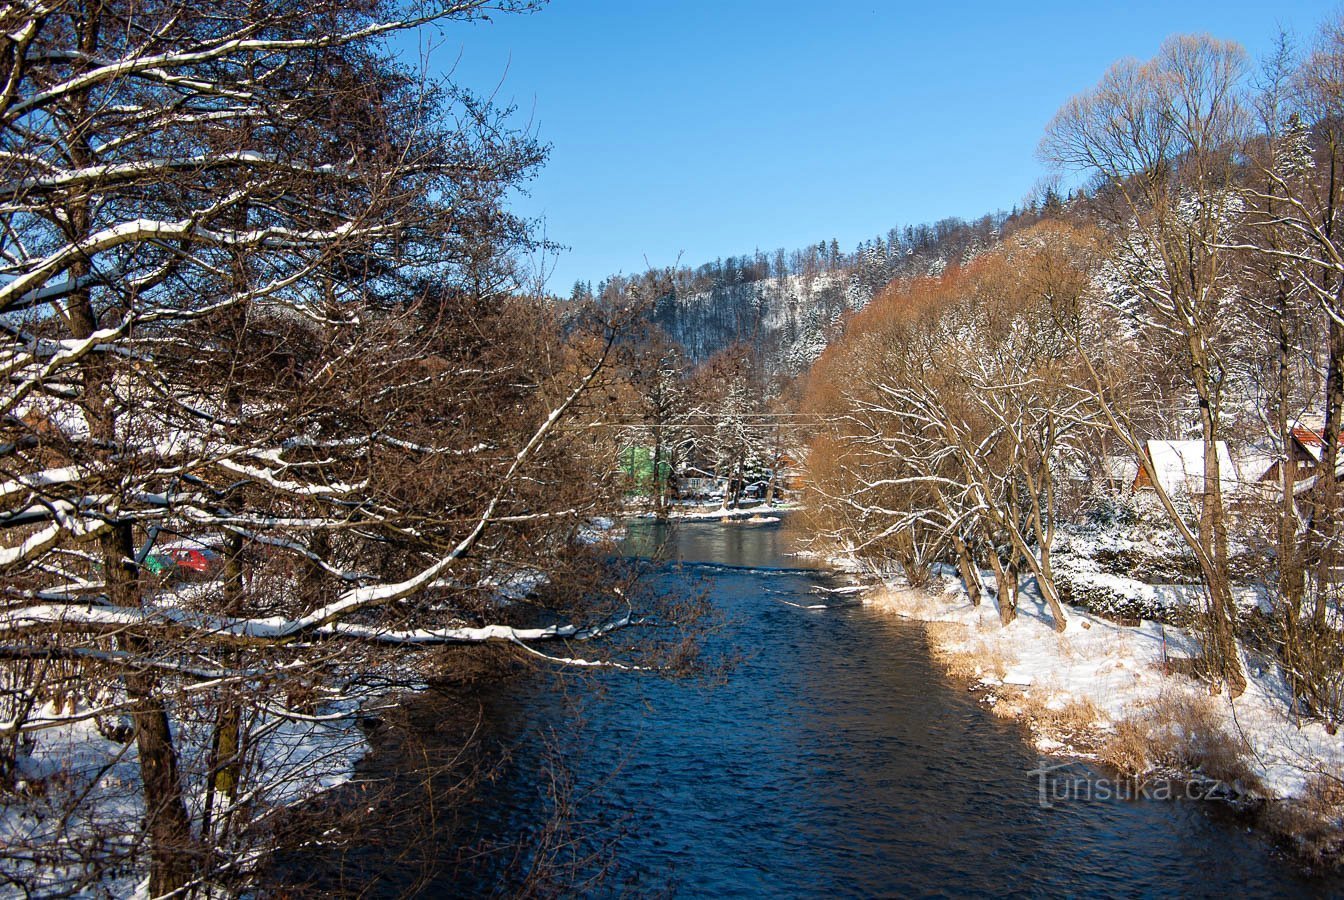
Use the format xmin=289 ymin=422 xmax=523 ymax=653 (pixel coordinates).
xmin=281 ymin=518 xmax=1344 ymax=897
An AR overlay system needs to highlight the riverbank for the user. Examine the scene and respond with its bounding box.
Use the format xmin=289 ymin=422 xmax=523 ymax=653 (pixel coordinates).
xmin=627 ymin=500 xmax=802 ymax=522
xmin=3 ymin=690 xmax=369 ymax=897
xmin=263 ymin=649 xmax=526 ymax=896
xmin=260 ymin=519 xmax=1344 ymax=895
xmin=866 ymin=575 xmax=1344 ymax=868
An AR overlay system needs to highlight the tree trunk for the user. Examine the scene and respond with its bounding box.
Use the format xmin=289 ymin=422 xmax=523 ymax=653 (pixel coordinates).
xmin=1005 ymin=555 xmax=1022 ymax=626
xmin=1019 ymin=471 xmax=1068 ymax=633
xmin=762 ymin=448 xmax=781 ymax=507
xmin=105 ymin=525 xmax=195 ymax=896
xmin=895 ymin=530 xmax=929 ymax=589
xmin=1276 ymin=300 xmax=1306 ymax=704
xmin=728 ymin=452 xmax=745 ymax=510
xmin=59 ymin=23 xmax=196 ymax=889
xmin=763 ymin=426 xmax=782 ymax=506
xmin=1315 ymin=315 xmax=1344 ymax=629
xmin=987 ymin=549 xmax=1016 ymax=626
xmin=1192 ymin=343 xmax=1246 ymax=696
xmin=1315 ymin=141 xmax=1344 ymax=630
xmin=76 ymin=257 xmax=196 ymax=889
xmin=203 ymin=532 xmax=245 ymax=846
xmin=952 ymin=533 xmax=982 ymax=607
xmin=653 ymin=423 xmax=667 ymax=520
xmin=1033 ymin=553 xmax=1068 ymax=634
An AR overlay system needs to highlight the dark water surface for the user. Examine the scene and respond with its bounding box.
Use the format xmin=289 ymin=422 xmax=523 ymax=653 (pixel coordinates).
xmin=304 ymin=519 xmax=1344 ymax=897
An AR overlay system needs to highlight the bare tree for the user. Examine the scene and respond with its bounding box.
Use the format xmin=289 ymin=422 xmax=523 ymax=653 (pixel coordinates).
xmin=690 ymin=343 xmax=773 ymax=510
xmin=1230 ymin=20 xmax=1344 ymax=728
xmin=1042 ymin=34 xmax=1251 ymax=693
xmin=0 ymin=3 xmax=709 ymax=895
xmin=803 ymin=225 xmax=1099 ymax=628
xmin=621 ymin=325 xmax=696 ymax=517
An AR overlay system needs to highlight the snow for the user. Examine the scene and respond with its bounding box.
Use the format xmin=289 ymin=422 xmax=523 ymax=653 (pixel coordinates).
xmin=577 ymin=516 xmax=625 ymax=545
xmin=2 ymin=696 xmax=366 ymax=896
xmin=632 ymin=501 xmax=801 ymax=521
xmin=478 ymin=566 xmax=547 ymax=600
xmin=0 ymin=602 xmax=622 ymax=646
xmin=1236 ymin=450 xmax=1277 ymax=484
xmin=1101 ymin=454 xmax=1138 ymax=484
xmin=775 ymin=598 xmax=828 ymax=610
xmin=1143 ymin=440 xmax=1240 ymax=496
xmin=866 ymin=572 xmax=1344 ymax=802
xmin=1001 ymin=668 xmax=1035 ymax=687
xmin=1052 ymin=545 xmax=1269 ymax=619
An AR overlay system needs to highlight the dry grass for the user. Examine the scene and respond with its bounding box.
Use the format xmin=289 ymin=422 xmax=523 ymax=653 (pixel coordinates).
xmin=982 ymin=688 xmax=1105 ymax=749
xmin=870 ymin=585 xmax=960 ymax=620
xmin=1025 ymin=695 xmax=1103 ymax=738
xmin=1098 ymin=689 xmax=1261 ymax=792
xmin=923 ymin=620 xmax=967 ymax=645
xmin=1302 ymin=770 xmax=1344 ymax=811
xmin=1100 ymin=717 xmax=1152 ymax=776
xmin=919 ymin=617 xmax=1105 ymax=748
xmin=931 ymin=633 xmax=1015 ymax=684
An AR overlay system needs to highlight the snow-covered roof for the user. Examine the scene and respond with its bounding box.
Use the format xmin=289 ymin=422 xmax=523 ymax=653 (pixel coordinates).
xmin=1144 ymin=440 xmax=1238 ymax=496
xmin=1233 ymin=449 xmax=1275 ymax=482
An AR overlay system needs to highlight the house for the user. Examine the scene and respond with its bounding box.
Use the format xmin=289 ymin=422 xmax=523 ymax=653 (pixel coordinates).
xmin=677 ymin=476 xmax=723 ymax=499
xmin=1259 ymin=425 xmax=1338 ymax=486
xmin=1132 ymin=440 xmax=1239 ymax=497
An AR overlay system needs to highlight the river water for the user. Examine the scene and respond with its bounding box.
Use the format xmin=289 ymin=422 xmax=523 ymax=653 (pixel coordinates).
xmin=289 ymin=518 xmax=1344 ymax=897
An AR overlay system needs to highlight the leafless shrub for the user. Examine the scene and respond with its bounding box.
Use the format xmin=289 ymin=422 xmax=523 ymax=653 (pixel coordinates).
xmin=1100 ymin=691 xmax=1261 ymax=792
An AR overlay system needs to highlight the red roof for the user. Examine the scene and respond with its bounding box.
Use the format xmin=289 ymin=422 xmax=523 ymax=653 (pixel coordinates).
xmin=1294 ymin=427 xmax=1324 ymax=447
xmin=1290 ymin=426 xmax=1344 ymax=464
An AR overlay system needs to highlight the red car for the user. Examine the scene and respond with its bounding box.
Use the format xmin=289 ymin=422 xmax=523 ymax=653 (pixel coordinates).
xmin=146 ymin=545 xmax=223 ymax=580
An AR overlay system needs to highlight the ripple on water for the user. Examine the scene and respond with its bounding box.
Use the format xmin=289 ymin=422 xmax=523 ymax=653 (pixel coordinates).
xmin=295 ymin=519 xmax=1344 ymax=898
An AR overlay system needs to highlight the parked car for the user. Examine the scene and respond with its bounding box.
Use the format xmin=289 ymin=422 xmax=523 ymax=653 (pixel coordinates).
xmin=145 ymin=544 xmax=224 ymax=581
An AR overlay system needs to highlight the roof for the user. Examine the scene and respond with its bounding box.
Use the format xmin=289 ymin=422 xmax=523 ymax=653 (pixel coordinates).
xmin=1238 ymin=451 xmax=1277 ymax=482
xmin=1144 ymin=440 xmax=1239 ymax=496
xmin=1293 ymin=426 xmax=1326 ymax=462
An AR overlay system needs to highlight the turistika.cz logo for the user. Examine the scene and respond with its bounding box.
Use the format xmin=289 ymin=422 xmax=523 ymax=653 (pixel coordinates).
xmin=1026 ymin=761 xmax=1246 ymax=808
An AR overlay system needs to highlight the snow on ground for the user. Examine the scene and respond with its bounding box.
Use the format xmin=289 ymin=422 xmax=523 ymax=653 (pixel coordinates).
xmin=866 ymin=572 xmax=1344 ymax=802
xmin=786 ymin=546 xmax=864 ymax=573
xmin=577 ymin=516 xmax=625 ymax=545
xmin=629 ymin=501 xmax=802 ymax=521
xmin=1053 ymin=548 xmax=1272 ymax=618
xmin=2 ymin=695 xmax=367 ymax=895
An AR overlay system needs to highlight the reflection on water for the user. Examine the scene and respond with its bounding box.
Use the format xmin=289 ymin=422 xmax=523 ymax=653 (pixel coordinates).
xmin=623 ymin=516 xmax=799 ymax=570
xmin=298 ymin=518 xmax=1344 ymax=897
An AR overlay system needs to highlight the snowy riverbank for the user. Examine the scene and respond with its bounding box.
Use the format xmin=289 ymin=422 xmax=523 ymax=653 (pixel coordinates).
xmin=628 ymin=501 xmax=802 ymax=522
xmin=2 ymin=695 xmax=369 ymax=896
xmin=865 ymin=573 xmax=1344 ymax=866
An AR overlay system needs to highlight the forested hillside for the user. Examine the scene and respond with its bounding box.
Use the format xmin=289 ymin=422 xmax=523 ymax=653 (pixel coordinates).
xmin=573 ymin=207 xmax=1068 ymax=373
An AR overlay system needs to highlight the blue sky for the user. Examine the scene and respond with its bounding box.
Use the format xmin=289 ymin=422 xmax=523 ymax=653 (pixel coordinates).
xmin=411 ymin=1 xmax=1340 ymax=292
